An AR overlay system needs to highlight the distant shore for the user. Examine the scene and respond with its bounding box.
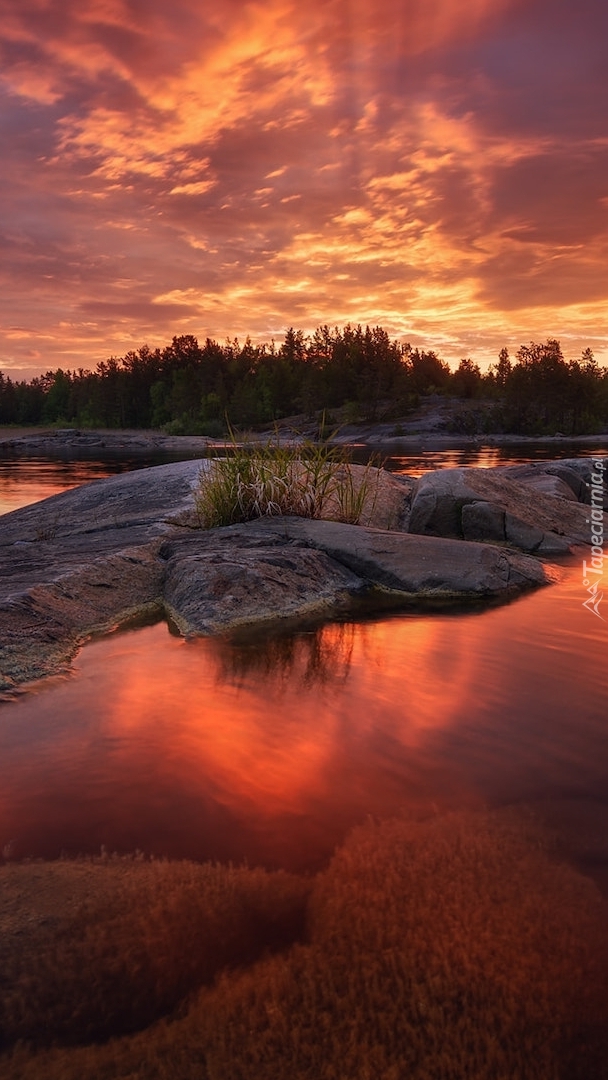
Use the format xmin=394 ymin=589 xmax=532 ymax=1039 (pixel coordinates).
xmin=2 ymin=422 xmax=608 ymax=456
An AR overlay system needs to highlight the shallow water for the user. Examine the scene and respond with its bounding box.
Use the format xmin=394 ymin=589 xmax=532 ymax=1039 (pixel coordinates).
xmin=1 ymin=557 xmax=606 ymax=881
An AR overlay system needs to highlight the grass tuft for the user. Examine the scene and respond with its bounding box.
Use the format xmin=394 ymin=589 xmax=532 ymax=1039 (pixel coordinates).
xmin=194 ymin=432 xmax=380 ymax=529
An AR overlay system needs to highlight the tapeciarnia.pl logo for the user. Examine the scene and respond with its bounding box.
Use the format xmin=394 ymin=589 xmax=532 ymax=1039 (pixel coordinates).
xmin=582 ymin=457 xmax=606 ymax=619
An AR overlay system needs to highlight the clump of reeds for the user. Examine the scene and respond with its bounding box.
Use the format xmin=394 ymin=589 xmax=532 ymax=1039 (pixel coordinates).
xmin=194 ymin=433 xmax=379 ymax=528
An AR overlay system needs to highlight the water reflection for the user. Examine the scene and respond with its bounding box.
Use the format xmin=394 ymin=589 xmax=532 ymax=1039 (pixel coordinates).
xmin=354 ymin=441 xmax=608 ymax=478
xmin=211 ymin=622 xmax=356 ymax=690
xmin=3 ymin=441 xmax=608 ymax=515
xmin=1 ymin=559 xmax=606 ymax=874
xmin=0 ymin=456 xmax=146 ymax=515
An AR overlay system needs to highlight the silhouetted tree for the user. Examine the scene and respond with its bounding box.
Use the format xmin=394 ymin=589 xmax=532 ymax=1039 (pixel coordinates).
xmin=451 ymin=358 xmax=483 ymax=399
xmin=2 ymin=329 xmax=605 ymax=436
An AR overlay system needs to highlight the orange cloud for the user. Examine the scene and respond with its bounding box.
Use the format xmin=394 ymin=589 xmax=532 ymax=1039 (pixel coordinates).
xmin=0 ymin=0 xmax=607 ymax=375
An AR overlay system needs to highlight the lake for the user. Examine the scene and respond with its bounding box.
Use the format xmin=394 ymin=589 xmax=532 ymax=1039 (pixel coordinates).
xmin=1 ymin=437 xmax=606 ymax=515
xmin=0 ymin=445 xmax=607 ymax=893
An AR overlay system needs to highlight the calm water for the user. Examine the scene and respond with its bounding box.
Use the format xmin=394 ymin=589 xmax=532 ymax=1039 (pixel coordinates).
xmin=0 ymin=451 xmax=194 ymax=516
xmin=0 ymin=558 xmax=607 ymax=883
xmin=0 ymin=450 xmax=607 ymax=887
xmin=1 ymin=439 xmax=607 ymax=515
xmin=366 ymin=440 xmax=608 ymax=477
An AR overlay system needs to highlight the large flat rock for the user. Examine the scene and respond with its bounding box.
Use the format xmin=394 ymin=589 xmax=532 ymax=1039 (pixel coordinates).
xmin=0 ymin=459 xmax=203 ymax=583
xmin=160 ymin=530 xmax=363 ymax=635
xmin=246 ymin=517 xmax=549 ymax=597
xmin=0 ymin=546 xmax=165 ymax=688
xmin=0 ymin=460 xmax=203 ymax=688
xmin=0 ymin=460 xmax=558 ymax=690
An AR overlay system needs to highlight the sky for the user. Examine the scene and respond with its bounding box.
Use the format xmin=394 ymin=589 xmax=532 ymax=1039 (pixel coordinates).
xmin=1 ymin=0 xmax=607 ymax=379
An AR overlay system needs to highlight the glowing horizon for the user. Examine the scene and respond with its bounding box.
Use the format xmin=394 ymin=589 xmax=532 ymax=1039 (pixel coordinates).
xmin=1 ymin=0 xmax=607 ymax=379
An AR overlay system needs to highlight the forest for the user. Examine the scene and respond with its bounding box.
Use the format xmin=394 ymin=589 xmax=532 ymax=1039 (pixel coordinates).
xmin=1 ymin=325 xmax=607 ymax=437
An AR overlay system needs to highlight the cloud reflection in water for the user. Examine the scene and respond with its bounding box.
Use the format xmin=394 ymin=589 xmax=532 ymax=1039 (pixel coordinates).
xmin=0 ymin=561 xmax=606 ymax=872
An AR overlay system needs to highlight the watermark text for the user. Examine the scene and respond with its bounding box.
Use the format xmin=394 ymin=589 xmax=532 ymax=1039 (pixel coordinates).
xmin=582 ymin=457 xmax=606 ymax=619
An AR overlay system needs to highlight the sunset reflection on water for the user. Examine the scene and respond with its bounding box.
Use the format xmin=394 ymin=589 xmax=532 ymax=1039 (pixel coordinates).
xmin=1 ymin=558 xmax=606 ymax=873
xmin=0 ymin=457 xmax=144 ymax=515
xmin=3 ymin=441 xmax=607 ymax=514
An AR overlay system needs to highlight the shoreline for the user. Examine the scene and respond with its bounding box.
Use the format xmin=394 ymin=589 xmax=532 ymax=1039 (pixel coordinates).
xmin=2 ymin=423 xmax=608 ymax=456
xmin=0 ymin=452 xmax=601 ymax=695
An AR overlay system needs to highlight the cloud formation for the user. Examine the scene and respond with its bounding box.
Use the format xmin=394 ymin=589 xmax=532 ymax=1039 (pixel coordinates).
xmin=1 ymin=0 xmax=606 ymax=375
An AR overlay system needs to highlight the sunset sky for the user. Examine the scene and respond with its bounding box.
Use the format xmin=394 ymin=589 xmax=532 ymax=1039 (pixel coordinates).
xmin=1 ymin=0 xmax=607 ymax=378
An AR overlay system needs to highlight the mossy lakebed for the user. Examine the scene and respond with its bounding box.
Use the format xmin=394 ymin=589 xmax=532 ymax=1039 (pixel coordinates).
xmin=2 ymin=808 xmax=608 ymax=1080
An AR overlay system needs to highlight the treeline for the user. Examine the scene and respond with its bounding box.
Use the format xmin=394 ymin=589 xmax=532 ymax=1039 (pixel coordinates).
xmin=1 ymin=326 xmax=607 ymax=436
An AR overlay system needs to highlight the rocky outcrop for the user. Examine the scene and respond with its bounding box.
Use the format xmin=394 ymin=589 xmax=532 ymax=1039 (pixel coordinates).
xmin=407 ymin=465 xmax=606 ymax=553
xmin=246 ymin=517 xmax=548 ymax=599
xmin=501 ymin=459 xmax=607 ymax=509
xmin=0 ymin=546 xmax=165 ymax=688
xmin=161 ymin=530 xmax=363 ymax=635
xmin=0 ymin=458 xmax=206 ymax=593
xmin=0 ymin=459 xmax=555 ymax=690
xmin=0 ymin=461 xmax=203 ymax=688
xmin=0 ymin=427 xmax=214 ymax=457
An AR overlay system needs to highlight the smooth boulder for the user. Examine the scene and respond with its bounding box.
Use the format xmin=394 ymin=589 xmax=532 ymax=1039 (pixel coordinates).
xmin=502 ymin=459 xmax=606 ymax=508
xmin=407 ymin=466 xmax=605 ymax=553
xmin=246 ymin=517 xmax=549 ymax=598
xmin=161 ymin=530 xmax=363 ymax=635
